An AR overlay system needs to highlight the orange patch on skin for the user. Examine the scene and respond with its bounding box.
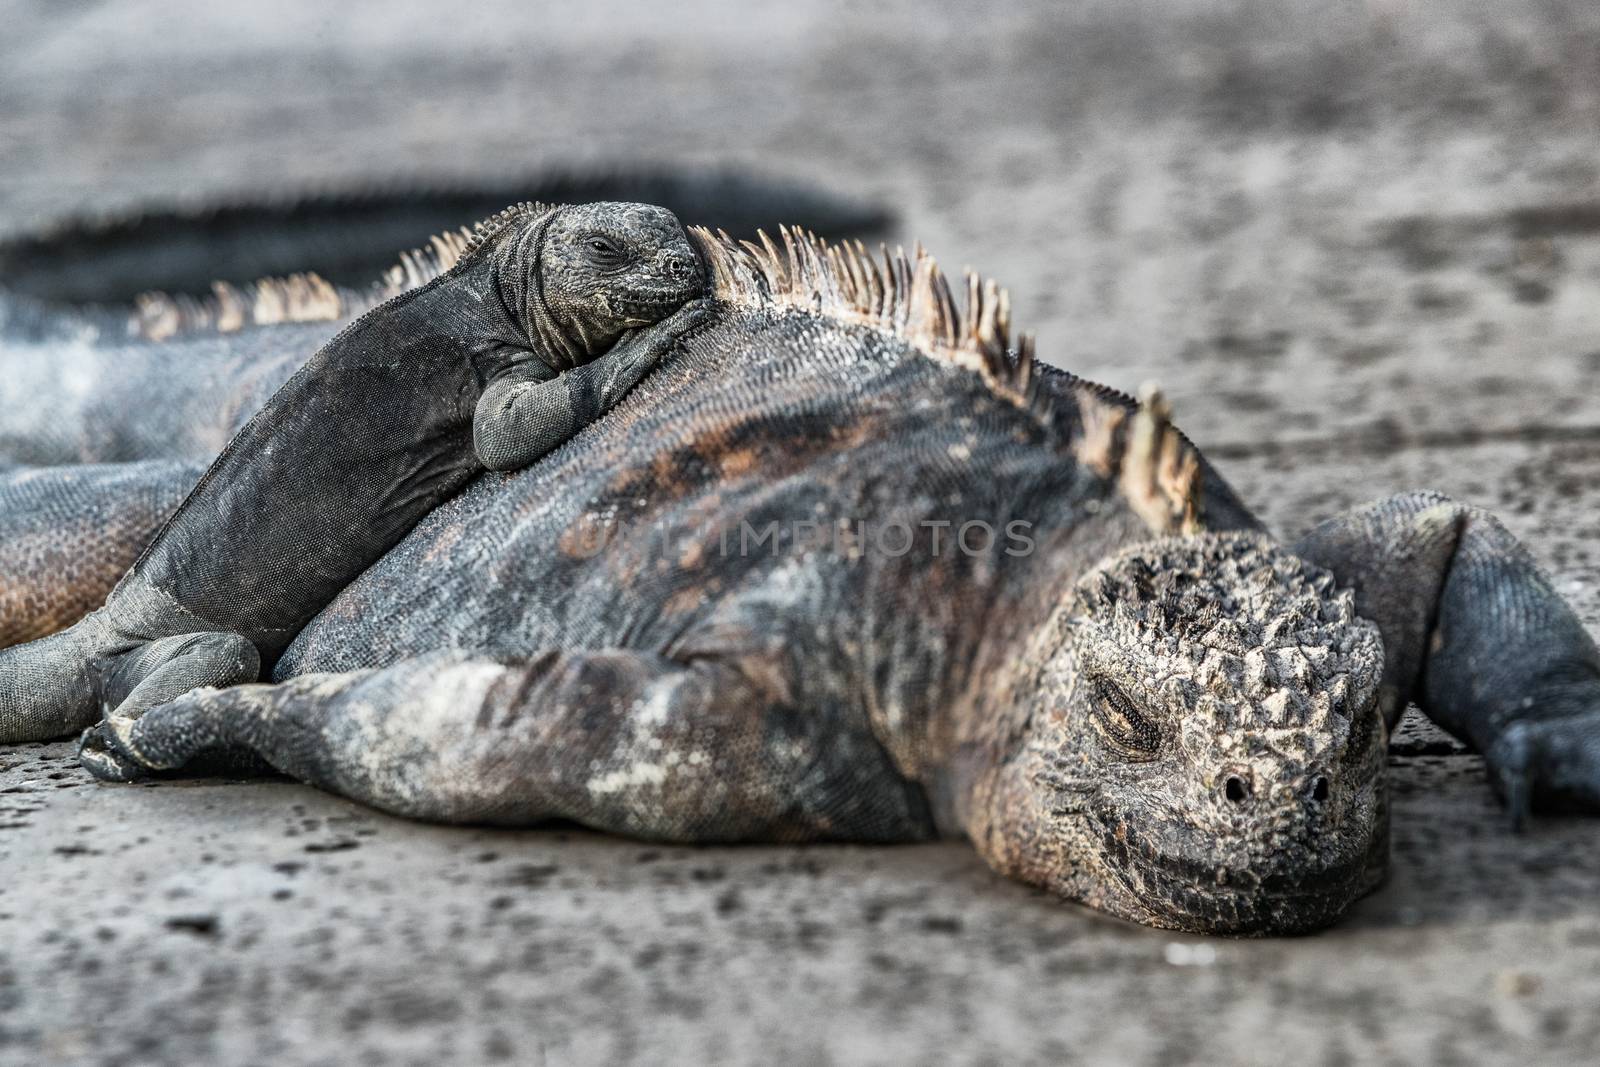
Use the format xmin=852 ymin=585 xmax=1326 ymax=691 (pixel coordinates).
xmin=648 ymin=451 xmax=691 ymax=498
xmin=678 ymin=539 xmax=705 ymax=569
xmin=828 ymin=418 xmax=878 ymax=451
xmin=0 ymin=512 xmax=159 ymax=644
xmin=605 ymin=541 xmax=648 ymax=587
xmin=718 ymin=447 xmax=759 ymax=478
xmin=662 ymin=585 xmax=707 ymax=616
xmin=557 ymin=514 xmax=613 ymax=560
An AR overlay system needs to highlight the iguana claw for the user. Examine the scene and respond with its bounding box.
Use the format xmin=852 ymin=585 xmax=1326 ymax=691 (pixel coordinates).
xmin=77 ymin=722 xmax=148 ymax=782
xmin=1490 ymin=724 xmax=1534 ymax=832
xmin=1487 ymin=711 xmax=1600 ymax=831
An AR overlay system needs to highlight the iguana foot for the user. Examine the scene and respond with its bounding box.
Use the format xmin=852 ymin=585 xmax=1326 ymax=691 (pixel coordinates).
xmin=0 ymin=615 xmax=110 ymax=744
xmin=1487 ymin=708 xmax=1600 ymax=830
xmin=77 ymin=723 xmax=149 ymax=782
xmin=584 ymin=298 xmax=714 ymax=408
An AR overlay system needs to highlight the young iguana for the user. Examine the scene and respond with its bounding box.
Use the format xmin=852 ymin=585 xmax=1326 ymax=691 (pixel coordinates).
xmin=0 ymin=201 xmax=709 ymax=761
xmin=0 ymin=174 xmax=888 ymax=645
xmin=0 ymin=169 xmax=890 ymax=468
xmin=32 ymin=229 xmax=1594 ymax=936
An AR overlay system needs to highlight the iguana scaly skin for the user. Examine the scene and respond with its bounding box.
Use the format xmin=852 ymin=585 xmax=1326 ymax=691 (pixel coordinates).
xmin=0 ymin=201 xmax=708 ymax=757
xmin=10 ymin=228 xmax=1590 ymax=935
xmin=0 ymin=461 xmax=202 ymax=646
xmin=0 ymin=172 xmax=890 ymax=643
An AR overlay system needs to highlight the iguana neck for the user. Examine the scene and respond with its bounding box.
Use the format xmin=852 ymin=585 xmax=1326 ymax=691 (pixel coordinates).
xmin=929 ymin=546 xmax=1080 ymax=837
xmin=320 ymin=250 xmax=544 ymax=374
xmin=884 ymin=486 xmax=1158 ymax=851
xmin=854 ymin=475 xmax=1095 ymax=828
xmin=487 ymin=209 xmax=587 ymax=372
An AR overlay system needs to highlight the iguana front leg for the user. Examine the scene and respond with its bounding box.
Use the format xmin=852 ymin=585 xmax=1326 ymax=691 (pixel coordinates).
xmin=474 ymin=300 xmax=711 ymax=471
xmin=1293 ymin=491 xmax=1600 ymax=824
xmin=85 ymin=649 xmax=932 ymax=842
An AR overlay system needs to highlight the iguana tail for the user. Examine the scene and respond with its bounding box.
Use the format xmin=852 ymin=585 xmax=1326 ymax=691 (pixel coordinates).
xmin=0 ymin=460 xmax=206 ymax=647
xmin=0 ymin=167 xmax=893 ymax=314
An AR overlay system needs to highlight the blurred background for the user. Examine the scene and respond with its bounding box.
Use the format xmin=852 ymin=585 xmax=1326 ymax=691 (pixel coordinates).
xmin=6 ymin=0 xmax=1600 ymax=458
xmin=4 ymin=2 xmax=1600 ymax=1063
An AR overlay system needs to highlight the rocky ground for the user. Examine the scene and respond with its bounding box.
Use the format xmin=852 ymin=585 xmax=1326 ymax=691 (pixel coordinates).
xmin=2 ymin=1 xmax=1599 ymax=1063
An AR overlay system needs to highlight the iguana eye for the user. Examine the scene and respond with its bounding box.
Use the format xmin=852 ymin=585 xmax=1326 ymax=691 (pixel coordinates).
xmin=1090 ymin=677 xmax=1163 ymax=761
xmin=582 ymin=235 xmax=627 ymax=268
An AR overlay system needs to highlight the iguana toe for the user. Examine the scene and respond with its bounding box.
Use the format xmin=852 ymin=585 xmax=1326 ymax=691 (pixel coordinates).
xmin=1488 ymin=724 xmax=1535 ymax=832
xmin=1487 ymin=712 xmax=1600 ymax=830
xmin=77 ymin=723 xmax=149 ymax=782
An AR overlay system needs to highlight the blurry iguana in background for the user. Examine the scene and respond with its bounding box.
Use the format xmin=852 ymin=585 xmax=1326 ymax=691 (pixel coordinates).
xmin=2 ymin=189 xmax=1597 ymax=936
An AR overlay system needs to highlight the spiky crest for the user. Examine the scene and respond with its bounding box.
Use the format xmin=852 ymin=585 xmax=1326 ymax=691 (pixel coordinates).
xmin=129 ymin=202 xmax=550 ymax=341
xmin=1067 ymin=385 xmax=1203 ymax=537
xmin=126 ymin=208 xmax=1203 ymax=538
xmin=688 ymin=225 xmax=1036 ymax=403
xmin=688 ymin=226 xmax=1203 ymax=536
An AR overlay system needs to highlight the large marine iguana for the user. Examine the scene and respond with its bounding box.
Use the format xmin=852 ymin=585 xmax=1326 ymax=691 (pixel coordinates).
xmin=0 ymin=201 xmax=709 ymax=757
xmin=18 ymin=228 xmax=1592 ymax=936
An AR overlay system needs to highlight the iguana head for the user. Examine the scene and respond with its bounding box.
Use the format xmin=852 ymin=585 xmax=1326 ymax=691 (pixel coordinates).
xmin=491 ymin=201 xmax=704 ymax=369
xmin=994 ymin=532 xmax=1389 ymax=935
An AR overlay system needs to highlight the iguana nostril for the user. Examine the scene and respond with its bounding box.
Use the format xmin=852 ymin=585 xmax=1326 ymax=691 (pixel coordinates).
xmin=664 ymin=253 xmax=694 ymax=279
xmin=1224 ymin=775 xmax=1250 ymax=803
xmin=1311 ymin=776 xmax=1330 ymax=803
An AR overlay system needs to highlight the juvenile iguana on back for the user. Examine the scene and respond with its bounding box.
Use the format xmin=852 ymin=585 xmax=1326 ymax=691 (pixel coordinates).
xmin=24 ymin=228 xmax=1594 ymax=935
xmin=0 ymin=168 xmax=890 ymax=468
xmin=0 ymin=201 xmax=708 ymax=759
xmin=0 ymin=171 xmax=886 ymax=645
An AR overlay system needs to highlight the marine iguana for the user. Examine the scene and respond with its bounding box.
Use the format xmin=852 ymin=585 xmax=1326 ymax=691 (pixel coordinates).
xmin=0 ymin=173 xmax=893 ymax=648
xmin=0 ymin=201 xmax=709 ymax=757
xmin=34 ymin=228 xmax=1595 ymax=936
xmin=0 ymin=167 xmax=891 ymax=468
xmin=0 ymin=168 xmax=890 ymax=316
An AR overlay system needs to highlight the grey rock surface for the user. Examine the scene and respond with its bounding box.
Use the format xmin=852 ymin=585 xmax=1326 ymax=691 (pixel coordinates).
xmin=3 ymin=1 xmax=1600 ymax=1063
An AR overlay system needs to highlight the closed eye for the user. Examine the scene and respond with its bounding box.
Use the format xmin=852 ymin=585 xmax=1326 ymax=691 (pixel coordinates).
xmin=1090 ymin=676 xmax=1163 ymax=761
xmin=582 ymin=235 xmax=628 ymax=268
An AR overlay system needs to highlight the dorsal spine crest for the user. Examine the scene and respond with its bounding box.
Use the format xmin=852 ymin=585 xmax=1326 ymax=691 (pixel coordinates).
xmin=130 ymin=202 xmax=551 ymax=341
xmin=690 ymin=225 xmax=1034 ymax=403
